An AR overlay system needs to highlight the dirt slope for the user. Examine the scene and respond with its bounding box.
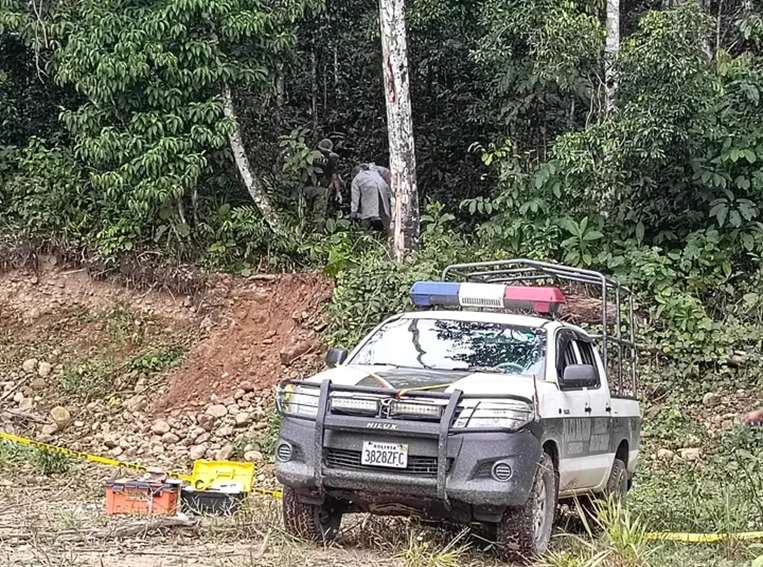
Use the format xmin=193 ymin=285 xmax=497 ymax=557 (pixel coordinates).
xmin=157 ymin=273 xmax=333 ymax=412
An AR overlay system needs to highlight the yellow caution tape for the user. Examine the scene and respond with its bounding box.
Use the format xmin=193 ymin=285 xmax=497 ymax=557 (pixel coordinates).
xmin=0 ymin=430 xmax=192 ymax=483
xmin=0 ymin=430 xmax=284 ymax=497
xmin=253 ymin=486 xmax=283 ymax=499
xmin=3 ymin=431 xmax=761 ymax=540
xmin=645 ymin=531 xmax=763 ymax=543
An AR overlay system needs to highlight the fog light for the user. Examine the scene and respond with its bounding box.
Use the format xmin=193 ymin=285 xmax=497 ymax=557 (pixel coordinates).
xmin=491 ymin=461 xmax=513 ymax=482
xmin=276 ymin=442 xmax=293 ymax=462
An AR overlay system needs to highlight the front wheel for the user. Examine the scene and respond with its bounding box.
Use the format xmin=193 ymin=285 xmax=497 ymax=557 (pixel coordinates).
xmin=282 ymin=487 xmax=342 ymax=543
xmin=496 ymin=452 xmax=557 ymax=563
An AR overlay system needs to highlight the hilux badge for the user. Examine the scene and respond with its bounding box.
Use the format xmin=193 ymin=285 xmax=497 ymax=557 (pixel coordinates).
xmin=366 ymin=422 xmax=398 ymax=430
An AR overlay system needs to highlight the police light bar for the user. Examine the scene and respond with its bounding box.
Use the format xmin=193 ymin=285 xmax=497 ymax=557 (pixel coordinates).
xmin=409 ymin=281 xmax=566 ymax=315
xmin=504 ymin=286 xmax=566 ymax=314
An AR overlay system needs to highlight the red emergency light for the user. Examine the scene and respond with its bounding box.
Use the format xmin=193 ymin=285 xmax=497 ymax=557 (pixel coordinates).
xmin=503 ymin=286 xmax=566 ymax=314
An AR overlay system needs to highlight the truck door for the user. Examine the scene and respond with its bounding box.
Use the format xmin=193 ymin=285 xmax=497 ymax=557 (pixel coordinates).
xmin=554 ymin=330 xmax=594 ymax=492
xmin=574 ymin=338 xmax=612 ymax=489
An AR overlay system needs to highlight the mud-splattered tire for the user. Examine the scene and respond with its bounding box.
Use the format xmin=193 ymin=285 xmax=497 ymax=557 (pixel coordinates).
xmin=282 ymin=487 xmax=342 ymax=543
xmin=576 ymin=458 xmax=628 ymax=524
xmin=605 ymin=458 xmax=628 ymax=499
xmin=496 ymin=453 xmax=557 ymax=563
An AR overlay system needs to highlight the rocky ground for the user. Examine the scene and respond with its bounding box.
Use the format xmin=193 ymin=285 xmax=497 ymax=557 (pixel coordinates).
xmin=0 ymin=261 xmax=760 ymax=567
xmin=0 ymin=261 xmax=330 ymax=467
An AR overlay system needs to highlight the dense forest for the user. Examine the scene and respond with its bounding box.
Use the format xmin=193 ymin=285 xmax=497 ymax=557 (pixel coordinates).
xmin=1 ymin=0 xmax=762 ymax=385
xmin=2 ymin=0 xmax=762 ymax=353
xmin=1 ymin=0 xmax=762 ymax=561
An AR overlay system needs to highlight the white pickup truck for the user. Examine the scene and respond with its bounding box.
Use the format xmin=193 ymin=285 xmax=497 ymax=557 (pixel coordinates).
xmin=275 ymin=259 xmax=641 ymax=560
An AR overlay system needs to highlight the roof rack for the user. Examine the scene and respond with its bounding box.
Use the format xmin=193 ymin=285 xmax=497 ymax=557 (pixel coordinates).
xmin=441 ymin=259 xmax=637 ymax=398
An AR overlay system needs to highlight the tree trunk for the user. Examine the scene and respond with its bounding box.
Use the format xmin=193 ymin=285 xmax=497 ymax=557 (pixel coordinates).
xmin=604 ymin=0 xmax=620 ymax=113
xmin=310 ymin=48 xmax=318 ymax=131
xmin=275 ymin=62 xmax=285 ymax=108
xmin=379 ymin=0 xmax=419 ymax=263
xmin=222 ymin=86 xmax=283 ymax=235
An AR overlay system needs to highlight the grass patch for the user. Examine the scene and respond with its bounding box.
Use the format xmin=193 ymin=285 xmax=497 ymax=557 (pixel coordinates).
xmin=60 ymin=358 xmax=113 ymax=400
xmin=630 ymin=425 xmax=763 ymax=533
xmin=0 ymin=441 xmax=72 ymax=475
xmin=106 ymin=304 xmax=144 ymax=345
xmin=129 ymin=345 xmax=185 ymax=373
xmin=397 ymin=529 xmax=470 ymax=567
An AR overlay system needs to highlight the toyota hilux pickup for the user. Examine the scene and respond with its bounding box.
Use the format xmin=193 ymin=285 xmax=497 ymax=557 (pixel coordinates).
xmin=274 ymin=259 xmax=641 ymax=560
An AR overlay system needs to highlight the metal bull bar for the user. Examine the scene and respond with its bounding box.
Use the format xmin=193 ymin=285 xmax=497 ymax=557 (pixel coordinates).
xmin=281 ymin=379 xmax=534 ymax=503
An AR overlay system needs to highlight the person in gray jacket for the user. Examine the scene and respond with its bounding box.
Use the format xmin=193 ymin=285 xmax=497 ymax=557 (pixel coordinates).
xmin=350 ymin=163 xmax=392 ymax=231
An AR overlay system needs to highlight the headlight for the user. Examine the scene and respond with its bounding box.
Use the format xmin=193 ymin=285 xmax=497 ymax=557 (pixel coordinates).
xmin=390 ymin=400 xmax=443 ymax=419
xmin=454 ymin=400 xmax=533 ymax=430
xmin=331 ymin=396 xmax=379 ymax=416
xmin=276 ymin=385 xmax=319 ymax=419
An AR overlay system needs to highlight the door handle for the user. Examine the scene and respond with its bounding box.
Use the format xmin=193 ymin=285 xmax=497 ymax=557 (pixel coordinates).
xmin=605 ymin=405 xmax=612 ymax=413
xmin=584 ymin=405 xmax=592 ymax=413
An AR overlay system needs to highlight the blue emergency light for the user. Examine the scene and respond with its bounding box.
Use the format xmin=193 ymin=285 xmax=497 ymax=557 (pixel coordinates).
xmin=410 ymin=281 xmax=461 ymax=306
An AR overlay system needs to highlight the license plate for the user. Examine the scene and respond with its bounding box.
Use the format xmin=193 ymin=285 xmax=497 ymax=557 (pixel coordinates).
xmin=361 ymin=440 xmax=408 ymax=469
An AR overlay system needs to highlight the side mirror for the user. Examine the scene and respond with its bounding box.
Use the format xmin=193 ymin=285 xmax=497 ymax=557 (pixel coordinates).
xmin=325 ymin=347 xmax=348 ymax=368
xmin=562 ymin=364 xmax=598 ymax=388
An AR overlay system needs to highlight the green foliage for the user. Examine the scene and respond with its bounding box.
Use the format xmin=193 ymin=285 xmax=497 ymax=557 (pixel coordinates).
xmin=33 ymin=448 xmax=72 ymax=476
xmin=0 ymin=442 xmax=72 ymax=475
xmin=130 ymin=347 xmax=184 ymax=373
xmin=60 ymin=359 xmax=113 ymax=401
xmin=326 ymin=203 xmax=466 ymax=348
xmin=0 ymin=139 xmax=94 ymax=241
xmin=631 ymin=426 xmax=763 ymax=534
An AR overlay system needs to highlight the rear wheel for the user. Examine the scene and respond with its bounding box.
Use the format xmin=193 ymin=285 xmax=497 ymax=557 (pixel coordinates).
xmin=282 ymin=487 xmax=342 ymax=543
xmin=605 ymin=458 xmax=628 ymax=499
xmin=496 ymin=453 xmax=557 ymax=563
xmin=576 ymin=458 xmax=628 ymax=525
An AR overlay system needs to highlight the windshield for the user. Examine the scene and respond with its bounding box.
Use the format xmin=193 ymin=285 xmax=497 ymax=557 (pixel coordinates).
xmin=350 ymin=317 xmax=546 ymax=375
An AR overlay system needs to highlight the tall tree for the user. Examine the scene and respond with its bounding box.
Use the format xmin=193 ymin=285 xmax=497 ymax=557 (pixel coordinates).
xmin=379 ymin=0 xmax=419 ymax=262
xmin=605 ymin=0 xmax=620 ymax=112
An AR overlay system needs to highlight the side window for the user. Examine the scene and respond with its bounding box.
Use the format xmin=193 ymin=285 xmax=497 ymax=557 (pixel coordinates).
xmin=575 ymin=340 xmax=601 ymax=388
xmin=556 ymin=332 xmax=579 ymax=381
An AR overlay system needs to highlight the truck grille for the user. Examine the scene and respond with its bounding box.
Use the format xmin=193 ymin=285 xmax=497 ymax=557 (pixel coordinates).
xmin=325 ymin=448 xmax=449 ymax=477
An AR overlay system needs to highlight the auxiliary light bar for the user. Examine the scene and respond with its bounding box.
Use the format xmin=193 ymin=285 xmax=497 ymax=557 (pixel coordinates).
xmin=409 ymin=281 xmax=566 ymax=315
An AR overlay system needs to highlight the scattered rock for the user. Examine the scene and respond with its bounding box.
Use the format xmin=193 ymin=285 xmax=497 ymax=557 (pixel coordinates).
xmin=162 ymin=432 xmax=180 ymax=444
xmin=206 ymin=404 xmax=228 ymax=418
xmin=103 ymin=437 xmax=119 ymax=449
xmin=41 ymin=424 xmax=58 ymax=436
xmin=656 ymin=448 xmax=675 ymax=460
xmin=728 ymin=351 xmax=748 ymax=368
xmin=234 ymin=388 xmax=246 ymax=400
xmin=279 ymin=339 xmax=313 ymax=365
xmin=189 ymin=444 xmax=208 ymax=460
xmin=195 ymin=432 xmax=211 ymax=444
xmin=151 ymin=420 xmax=171 ymax=435
xmin=244 ymin=450 xmax=263 ymax=462
xmin=239 ymin=381 xmax=255 ymax=392
xmin=217 ymin=425 xmax=234 ymax=437
xmin=18 ymin=397 xmax=34 ymax=412
xmin=124 ymin=395 xmax=146 ymax=412
xmin=12 ymin=392 xmax=24 ymax=404
xmin=49 ymin=406 xmax=72 ymax=431
xmin=110 ymin=447 xmax=124 ymax=457
xmin=22 ymin=358 xmax=38 ymax=374
xmin=37 ymin=362 xmax=53 ymax=378
xmin=679 ymin=448 xmax=701 ymax=461
xmin=702 ymin=392 xmax=721 ymax=408
xmin=215 ymin=443 xmax=234 ymax=461
xmin=235 ymin=412 xmax=252 ymax=426
xmin=30 ymin=377 xmax=47 ymax=391
xmin=197 ymin=414 xmax=216 ymax=431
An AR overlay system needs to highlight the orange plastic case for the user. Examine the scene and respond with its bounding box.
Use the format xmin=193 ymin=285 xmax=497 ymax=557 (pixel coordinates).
xmin=105 ymin=480 xmax=180 ymax=515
